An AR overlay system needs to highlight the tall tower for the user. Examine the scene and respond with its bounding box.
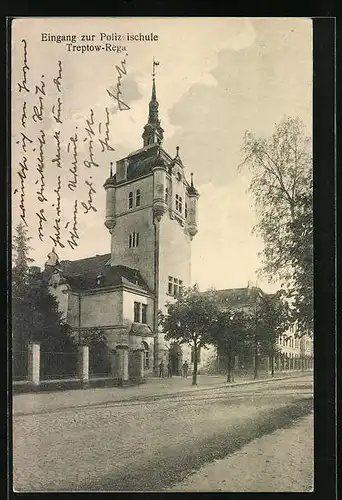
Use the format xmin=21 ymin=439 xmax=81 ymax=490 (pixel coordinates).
xmin=104 ymin=62 xmax=199 ymax=370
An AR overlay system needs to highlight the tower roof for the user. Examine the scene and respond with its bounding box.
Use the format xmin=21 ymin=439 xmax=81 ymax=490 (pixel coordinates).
xmin=142 ymin=59 xmax=164 ymax=147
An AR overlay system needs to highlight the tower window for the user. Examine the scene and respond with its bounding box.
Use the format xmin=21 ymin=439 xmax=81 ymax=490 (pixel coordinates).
xmin=168 ymin=276 xmax=173 ymax=295
xmin=133 ymin=302 xmax=148 ymax=323
xmin=129 ymin=232 xmax=139 ymax=248
xmin=128 ymin=192 xmax=133 ymax=209
xmin=185 ymin=203 xmax=188 ymax=218
xmin=142 ymin=303 xmax=147 ymax=324
xmin=168 ymin=276 xmax=184 ymax=297
xmin=165 ymin=187 xmax=168 ymax=204
xmin=136 ymin=189 xmax=141 ymax=207
xmin=175 ymin=194 xmax=183 ymax=214
xmin=134 ymin=302 xmax=141 ymax=323
xmin=173 ymin=278 xmax=179 ymax=297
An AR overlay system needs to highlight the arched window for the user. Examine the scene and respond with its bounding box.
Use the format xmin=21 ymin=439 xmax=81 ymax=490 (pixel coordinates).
xmin=165 ymin=187 xmax=168 ymax=204
xmin=128 ymin=191 xmax=133 ymax=209
xmin=142 ymin=341 xmax=150 ymax=369
xmin=185 ymin=203 xmax=188 ymax=218
xmin=136 ymin=189 xmax=141 ymax=207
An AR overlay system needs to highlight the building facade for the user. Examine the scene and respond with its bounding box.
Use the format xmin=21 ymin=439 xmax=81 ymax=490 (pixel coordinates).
xmin=45 ymin=69 xmax=199 ymax=381
xmin=197 ymin=285 xmax=314 ymax=374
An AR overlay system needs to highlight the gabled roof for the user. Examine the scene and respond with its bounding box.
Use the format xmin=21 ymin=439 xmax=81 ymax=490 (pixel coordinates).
xmin=59 ymin=253 xmax=111 ymax=276
xmin=56 ymin=254 xmax=152 ymax=294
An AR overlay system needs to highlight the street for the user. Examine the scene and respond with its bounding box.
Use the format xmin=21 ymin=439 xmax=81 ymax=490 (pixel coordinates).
xmin=13 ymin=374 xmax=313 ymax=492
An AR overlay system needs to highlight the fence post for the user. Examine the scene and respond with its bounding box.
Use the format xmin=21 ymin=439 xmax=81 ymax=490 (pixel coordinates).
xmin=78 ymin=345 xmax=89 ymax=385
xmin=136 ymin=348 xmax=145 ymax=382
xmin=28 ymin=343 xmax=40 ymax=386
xmin=116 ymin=344 xmax=129 ymax=385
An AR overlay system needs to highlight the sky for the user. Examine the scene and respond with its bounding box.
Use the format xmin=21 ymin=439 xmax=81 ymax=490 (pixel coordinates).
xmin=11 ymin=17 xmax=312 ymax=293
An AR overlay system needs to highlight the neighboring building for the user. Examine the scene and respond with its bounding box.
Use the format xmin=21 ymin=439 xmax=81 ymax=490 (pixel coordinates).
xmin=276 ymin=323 xmax=314 ymax=369
xmin=44 ymin=67 xmax=199 ymax=381
xmin=197 ymin=284 xmax=314 ymax=374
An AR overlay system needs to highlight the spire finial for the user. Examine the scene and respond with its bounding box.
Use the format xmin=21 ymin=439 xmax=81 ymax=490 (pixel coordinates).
xmin=142 ymin=59 xmax=164 ymax=147
xmin=110 ymin=162 xmax=113 ymax=177
xmin=190 ymin=172 xmax=194 ymax=187
xmin=176 ymin=146 xmax=179 ymax=156
xmin=152 ymin=58 xmax=159 ymax=78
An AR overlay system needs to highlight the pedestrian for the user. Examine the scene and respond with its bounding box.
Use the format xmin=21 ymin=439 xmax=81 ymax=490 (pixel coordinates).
xmin=167 ymin=360 xmax=173 ymax=378
xmin=159 ymin=360 xmax=164 ymax=378
xmin=182 ymin=360 xmax=189 ymax=379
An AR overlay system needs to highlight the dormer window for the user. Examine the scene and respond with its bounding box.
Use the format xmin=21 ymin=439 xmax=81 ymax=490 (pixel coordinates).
xmin=177 ymin=172 xmax=182 ymax=182
xmin=128 ymin=192 xmax=133 ymax=209
xmin=136 ymin=189 xmax=141 ymax=207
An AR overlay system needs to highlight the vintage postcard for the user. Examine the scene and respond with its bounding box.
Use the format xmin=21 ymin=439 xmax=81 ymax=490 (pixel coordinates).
xmin=11 ymin=17 xmax=314 ymax=492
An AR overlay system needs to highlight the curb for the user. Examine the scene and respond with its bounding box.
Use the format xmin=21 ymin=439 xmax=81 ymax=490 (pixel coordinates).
xmin=13 ymin=372 xmax=312 ymax=417
xmin=125 ymin=372 xmax=311 ymax=402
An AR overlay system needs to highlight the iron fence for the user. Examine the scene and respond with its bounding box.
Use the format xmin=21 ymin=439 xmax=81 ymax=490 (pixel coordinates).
xmin=89 ymin=348 xmax=111 ymax=378
xmin=13 ymin=351 xmax=29 ymax=381
xmin=40 ymin=351 xmax=79 ymax=380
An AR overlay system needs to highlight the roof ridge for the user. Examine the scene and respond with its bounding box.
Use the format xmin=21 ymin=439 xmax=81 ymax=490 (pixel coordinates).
xmin=60 ymin=253 xmax=110 ymax=265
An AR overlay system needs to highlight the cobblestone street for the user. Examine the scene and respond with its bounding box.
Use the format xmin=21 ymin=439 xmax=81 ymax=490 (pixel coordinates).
xmin=13 ymin=374 xmax=313 ymax=492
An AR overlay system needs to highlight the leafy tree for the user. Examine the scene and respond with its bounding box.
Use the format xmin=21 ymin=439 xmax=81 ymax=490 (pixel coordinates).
xmin=210 ymin=308 xmax=251 ymax=382
xmin=160 ymin=285 xmax=217 ymax=385
xmin=12 ymin=223 xmax=34 ymax=288
xmin=255 ymin=291 xmax=290 ymax=376
xmin=12 ymin=224 xmax=75 ymax=353
xmin=240 ymin=117 xmax=313 ymax=335
xmin=244 ymin=287 xmax=290 ymax=378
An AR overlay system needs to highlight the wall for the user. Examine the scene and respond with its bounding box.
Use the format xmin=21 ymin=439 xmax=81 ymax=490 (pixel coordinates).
xmin=115 ymin=175 xmax=154 ymax=215
xmin=158 ymin=215 xmax=191 ymax=313
xmin=122 ymin=290 xmax=154 ymax=327
xmin=67 ymin=292 xmax=79 ymax=327
xmin=80 ymin=290 xmax=123 ymax=328
xmin=110 ymin=206 xmax=155 ymax=293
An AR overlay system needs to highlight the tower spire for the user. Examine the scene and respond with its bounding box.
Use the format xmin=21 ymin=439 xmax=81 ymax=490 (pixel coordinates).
xmin=142 ymin=59 xmax=164 ymax=147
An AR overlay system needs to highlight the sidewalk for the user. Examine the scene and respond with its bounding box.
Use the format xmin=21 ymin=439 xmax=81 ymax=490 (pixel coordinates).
xmin=13 ymin=371 xmax=312 ymax=416
xmin=169 ymin=413 xmax=314 ymax=492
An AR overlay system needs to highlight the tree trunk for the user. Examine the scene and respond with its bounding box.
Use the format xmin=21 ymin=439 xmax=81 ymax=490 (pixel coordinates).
xmin=227 ymin=355 xmax=232 ymax=383
xmin=271 ymin=356 xmax=274 ymax=376
xmin=254 ymin=314 xmax=258 ymax=379
xmin=253 ymin=344 xmax=259 ymax=379
xmin=192 ymin=342 xmax=198 ymax=386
